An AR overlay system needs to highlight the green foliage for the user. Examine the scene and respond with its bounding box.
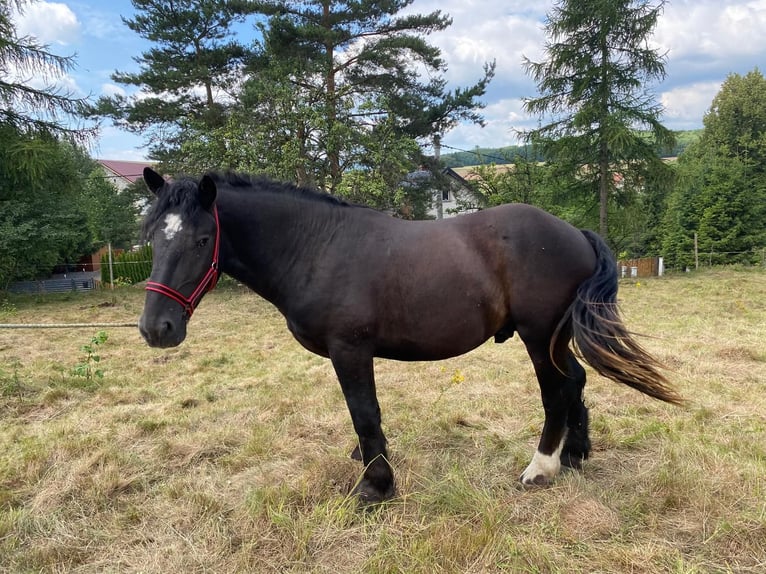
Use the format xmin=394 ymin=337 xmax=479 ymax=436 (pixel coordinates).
xmin=1 ymin=0 xmax=108 ymax=285
xmin=79 ymin=168 xmax=141 ymax=250
xmin=0 ymin=123 xmax=143 ymax=288
xmin=89 ymin=0 xmax=254 ymax=159
xmin=669 ymin=130 xmax=703 ymax=157
xmin=71 ymin=331 xmax=108 ymax=382
xmin=336 ymin=118 xmax=425 ymax=216
xmin=0 ymin=364 xmax=24 ymax=398
xmin=0 ymin=0 xmax=92 ymax=142
xmin=440 ymin=131 xmax=700 ymax=169
xmin=101 ymin=245 xmax=153 ymax=285
xmin=0 ymin=129 xmax=95 ymax=287
xmin=523 ymin=0 xmax=674 ymax=239
xmin=97 ymin=0 xmax=493 ymax=196
xmin=441 ymin=144 xmax=540 ymax=168
xmin=661 ymin=70 xmax=766 ymax=269
xmin=254 ymin=1 xmax=493 ymax=192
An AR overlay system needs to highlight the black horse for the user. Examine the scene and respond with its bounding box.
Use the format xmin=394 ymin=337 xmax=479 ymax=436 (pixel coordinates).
xmin=138 ymin=168 xmax=682 ymax=503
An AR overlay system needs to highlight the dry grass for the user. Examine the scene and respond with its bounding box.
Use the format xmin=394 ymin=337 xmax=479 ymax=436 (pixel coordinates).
xmin=1 ymin=267 xmax=765 ymax=573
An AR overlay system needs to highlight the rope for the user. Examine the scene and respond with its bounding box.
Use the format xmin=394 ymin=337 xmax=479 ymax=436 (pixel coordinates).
xmin=0 ymin=322 xmax=138 ymax=329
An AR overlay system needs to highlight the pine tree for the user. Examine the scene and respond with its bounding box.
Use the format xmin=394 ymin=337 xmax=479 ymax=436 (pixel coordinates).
xmin=523 ymin=0 xmax=674 ymax=239
xmin=0 ymin=0 xmax=90 ymax=141
xmin=90 ymin=0 xmax=255 ymax=161
xmin=247 ymin=0 xmax=493 ymax=194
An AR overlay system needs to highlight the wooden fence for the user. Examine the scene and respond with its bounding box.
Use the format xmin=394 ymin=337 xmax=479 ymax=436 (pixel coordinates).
xmin=617 ymin=257 xmax=663 ymax=278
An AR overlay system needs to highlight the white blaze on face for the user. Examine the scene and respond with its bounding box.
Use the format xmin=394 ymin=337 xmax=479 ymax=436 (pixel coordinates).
xmin=163 ymin=213 xmax=184 ymax=241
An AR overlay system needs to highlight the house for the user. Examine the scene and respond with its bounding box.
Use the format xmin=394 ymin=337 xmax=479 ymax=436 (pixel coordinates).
xmin=402 ymin=167 xmax=479 ymax=219
xmin=96 ymin=159 xmax=154 ymax=192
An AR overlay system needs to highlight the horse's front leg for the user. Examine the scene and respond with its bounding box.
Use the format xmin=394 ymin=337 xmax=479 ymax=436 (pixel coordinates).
xmin=330 ymin=343 xmax=394 ymax=504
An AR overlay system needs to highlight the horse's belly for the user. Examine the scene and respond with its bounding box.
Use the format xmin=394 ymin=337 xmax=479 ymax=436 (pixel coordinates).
xmin=375 ymin=304 xmax=501 ymax=361
xmin=375 ymin=339 xmax=486 ymax=362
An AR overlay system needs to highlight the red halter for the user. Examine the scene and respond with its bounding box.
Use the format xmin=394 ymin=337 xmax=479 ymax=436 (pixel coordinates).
xmin=145 ymin=206 xmax=221 ymax=319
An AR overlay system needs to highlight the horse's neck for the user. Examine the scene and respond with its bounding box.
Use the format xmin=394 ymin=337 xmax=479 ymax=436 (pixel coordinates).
xmin=218 ymin=192 xmax=343 ymax=306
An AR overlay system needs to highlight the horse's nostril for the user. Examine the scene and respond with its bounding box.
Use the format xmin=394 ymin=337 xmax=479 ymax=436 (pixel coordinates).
xmin=139 ymin=315 xmax=177 ymax=347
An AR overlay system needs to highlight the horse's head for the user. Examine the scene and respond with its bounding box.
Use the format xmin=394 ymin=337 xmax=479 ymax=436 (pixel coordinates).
xmin=138 ymin=167 xmax=220 ymax=348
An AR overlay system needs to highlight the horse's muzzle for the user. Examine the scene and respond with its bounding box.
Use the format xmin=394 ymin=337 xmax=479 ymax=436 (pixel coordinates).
xmin=138 ymin=312 xmax=187 ymax=348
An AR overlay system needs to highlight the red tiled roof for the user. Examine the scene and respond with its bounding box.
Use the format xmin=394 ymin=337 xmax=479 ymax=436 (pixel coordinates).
xmin=97 ymin=159 xmax=154 ymax=184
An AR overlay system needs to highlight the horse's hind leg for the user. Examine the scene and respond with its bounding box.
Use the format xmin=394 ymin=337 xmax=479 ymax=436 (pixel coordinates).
xmin=520 ymin=338 xmax=589 ymax=486
xmin=560 ymin=353 xmax=590 ymax=469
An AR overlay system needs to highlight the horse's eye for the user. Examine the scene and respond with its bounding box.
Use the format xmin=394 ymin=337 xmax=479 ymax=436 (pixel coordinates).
xmin=196 ymin=238 xmax=209 ymax=248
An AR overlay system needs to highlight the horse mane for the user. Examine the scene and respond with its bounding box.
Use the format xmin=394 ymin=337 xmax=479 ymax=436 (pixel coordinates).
xmin=142 ymin=171 xmax=353 ymax=240
xmin=206 ymin=171 xmax=351 ymax=208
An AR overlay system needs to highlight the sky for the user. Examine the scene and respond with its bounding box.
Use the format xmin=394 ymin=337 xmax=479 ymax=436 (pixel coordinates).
xmin=10 ymin=0 xmax=766 ymax=162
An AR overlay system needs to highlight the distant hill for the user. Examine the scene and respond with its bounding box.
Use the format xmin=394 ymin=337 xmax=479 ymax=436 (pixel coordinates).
xmin=441 ymin=129 xmax=703 ymax=168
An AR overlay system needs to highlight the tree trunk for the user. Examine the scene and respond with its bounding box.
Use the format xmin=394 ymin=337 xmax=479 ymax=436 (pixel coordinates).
xmin=322 ymin=1 xmax=341 ymax=194
xmin=434 ymin=134 xmax=443 ymax=220
xmin=599 ymin=144 xmax=609 ymax=238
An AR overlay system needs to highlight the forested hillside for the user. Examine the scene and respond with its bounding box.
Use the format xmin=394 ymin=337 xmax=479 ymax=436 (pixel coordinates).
xmin=441 ymin=130 xmax=702 ymax=168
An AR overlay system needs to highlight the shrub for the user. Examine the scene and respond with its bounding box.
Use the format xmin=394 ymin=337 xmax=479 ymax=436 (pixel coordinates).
xmin=100 ymin=244 xmax=153 ymax=285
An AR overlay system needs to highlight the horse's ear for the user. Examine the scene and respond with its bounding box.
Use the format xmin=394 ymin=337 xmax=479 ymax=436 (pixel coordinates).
xmin=198 ymin=174 xmax=217 ymax=210
xmin=143 ymin=167 xmax=165 ymax=195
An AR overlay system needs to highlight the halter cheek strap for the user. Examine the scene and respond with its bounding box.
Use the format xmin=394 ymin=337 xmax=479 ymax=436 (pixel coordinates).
xmin=145 ymin=206 xmax=220 ymax=319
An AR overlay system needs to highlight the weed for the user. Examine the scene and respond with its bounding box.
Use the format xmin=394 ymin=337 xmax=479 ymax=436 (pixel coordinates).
xmin=0 ymin=361 xmax=24 ymax=398
xmin=71 ymin=331 xmax=108 ymax=382
xmin=0 ymin=297 xmax=17 ymax=319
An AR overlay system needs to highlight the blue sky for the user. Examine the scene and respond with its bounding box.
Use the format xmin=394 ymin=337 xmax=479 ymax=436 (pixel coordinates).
xmin=11 ymin=0 xmax=766 ymax=162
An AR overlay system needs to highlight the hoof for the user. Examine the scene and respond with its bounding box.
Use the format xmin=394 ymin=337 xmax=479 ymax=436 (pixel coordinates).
xmin=519 ymin=473 xmax=553 ymax=488
xmin=520 ymin=447 xmax=562 ymax=487
xmin=352 ymin=478 xmax=395 ymax=506
xmin=350 ymin=445 xmax=362 ymax=461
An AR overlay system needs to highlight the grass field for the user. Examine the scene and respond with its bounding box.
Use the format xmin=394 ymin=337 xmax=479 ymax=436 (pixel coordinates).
xmin=1 ymin=267 xmax=764 ymax=573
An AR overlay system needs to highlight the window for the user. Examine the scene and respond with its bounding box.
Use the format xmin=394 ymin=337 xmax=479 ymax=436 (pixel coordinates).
xmin=442 ymin=189 xmax=450 ymax=201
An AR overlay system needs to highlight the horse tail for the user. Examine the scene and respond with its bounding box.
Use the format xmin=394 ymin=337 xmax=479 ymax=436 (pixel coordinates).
xmin=553 ymin=229 xmax=684 ymax=406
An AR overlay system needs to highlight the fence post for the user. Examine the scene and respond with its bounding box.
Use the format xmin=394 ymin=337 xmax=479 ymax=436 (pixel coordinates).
xmin=694 ymin=233 xmax=699 ymax=270
xmin=108 ymin=242 xmax=115 ymax=289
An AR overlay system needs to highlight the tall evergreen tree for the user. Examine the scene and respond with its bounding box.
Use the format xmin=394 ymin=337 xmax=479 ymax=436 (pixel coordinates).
xmin=247 ymin=0 xmax=494 ymax=194
xmin=90 ymin=0 xmax=255 ymax=163
xmin=0 ymin=0 xmax=90 ymax=141
xmin=523 ymin=0 xmax=674 ymax=239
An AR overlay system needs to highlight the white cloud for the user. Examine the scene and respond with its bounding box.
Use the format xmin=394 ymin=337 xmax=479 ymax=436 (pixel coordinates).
xmin=655 ymin=0 xmax=766 ymax=60
xmin=100 ymin=83 xmax=127 ymax=98
xmin=420 ymin=4 xmax=547 ymax=89
xmin=81 ymin=12 xmax=125 ymax=41
xmin=660 ymin=81 xmax=721 ymax=129
xmin=24 ymin=67 xmax=82 ymax=95
xmin=7 ymin=1 xmax=84 ymax=98
xmin=442 ymin=97 xmax=533 ymax=150
xmin=91 ymin=125 xmax=148 ymax=161
xmin=13 ymin=1 xmax=80 ymax=46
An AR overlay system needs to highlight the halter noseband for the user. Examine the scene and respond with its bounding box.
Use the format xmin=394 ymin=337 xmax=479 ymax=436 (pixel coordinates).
xmin=145 ymin=206 xmax=221 ymax=319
